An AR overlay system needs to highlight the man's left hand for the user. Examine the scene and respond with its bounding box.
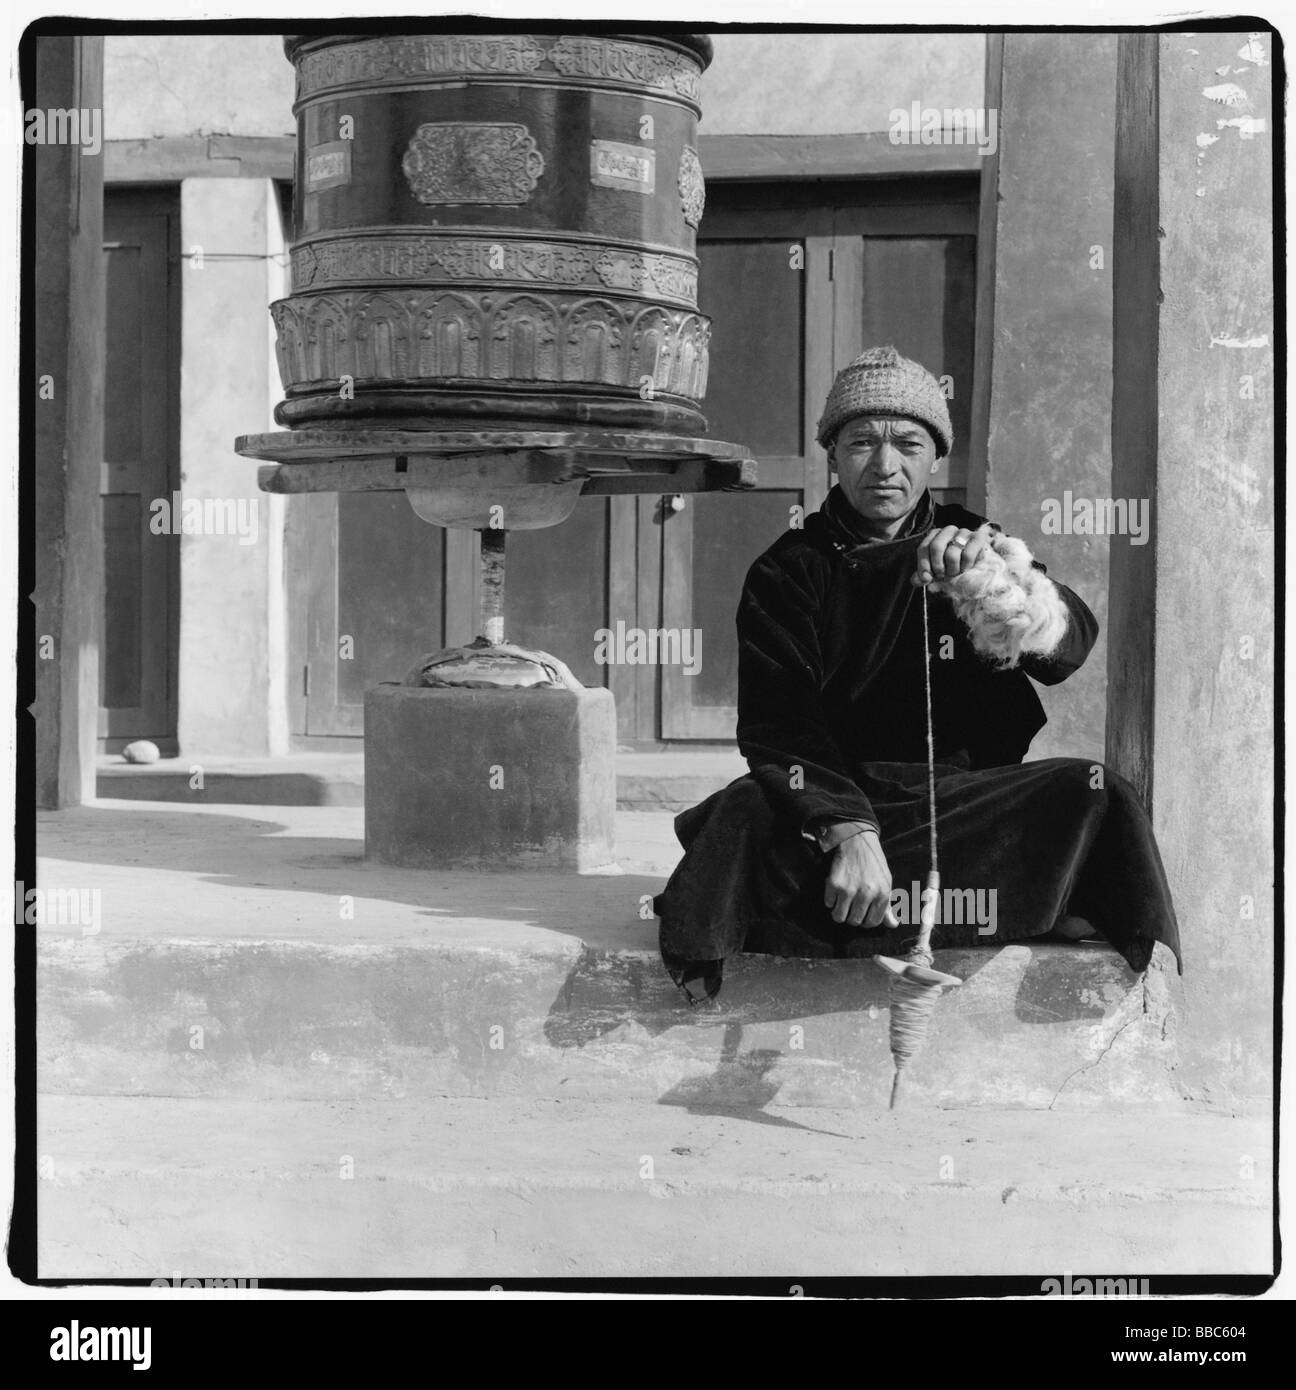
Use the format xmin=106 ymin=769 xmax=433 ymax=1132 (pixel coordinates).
xmin=912 ymin=523 xmax=997 ymax=586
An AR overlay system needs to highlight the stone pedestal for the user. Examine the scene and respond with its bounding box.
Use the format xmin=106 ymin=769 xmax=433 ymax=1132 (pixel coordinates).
xmin=364 ymin=685 xmax=617 ymax=870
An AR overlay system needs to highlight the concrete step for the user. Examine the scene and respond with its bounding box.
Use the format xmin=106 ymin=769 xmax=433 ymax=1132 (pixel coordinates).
xmin=37 ymin=1094 xmax=1271 ymax=1278
xmin=95 ymin=750 xmax=748 ymax=812
xmin=96 ymin=753 xmax=367 ymax=808
xmin=38 ymin=801 xmax=1190 ymax=1112
xmin=39 ymin=933 xmax=1181 ymax=1112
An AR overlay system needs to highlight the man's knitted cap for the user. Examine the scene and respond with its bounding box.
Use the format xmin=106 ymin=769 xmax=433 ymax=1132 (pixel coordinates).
xmin=816 ymin=345 xmax=953 ymax=457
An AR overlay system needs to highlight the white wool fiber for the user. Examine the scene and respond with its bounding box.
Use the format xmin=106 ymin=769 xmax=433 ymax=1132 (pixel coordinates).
xmin=929 ymin=533 xmax=1070 ymax=668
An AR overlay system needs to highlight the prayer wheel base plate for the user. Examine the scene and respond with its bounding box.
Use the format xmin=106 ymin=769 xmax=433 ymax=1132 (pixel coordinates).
xmin=237 ymin=427 xmax=757 ymax=527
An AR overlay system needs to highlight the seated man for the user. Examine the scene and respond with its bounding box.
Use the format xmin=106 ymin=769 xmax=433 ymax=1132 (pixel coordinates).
xmin=655 ymin=345 xmax=1182 ymax=1004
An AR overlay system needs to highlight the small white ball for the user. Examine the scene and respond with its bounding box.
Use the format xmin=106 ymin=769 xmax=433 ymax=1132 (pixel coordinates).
xmin=122 ymin=740 xmax=161 ymax=765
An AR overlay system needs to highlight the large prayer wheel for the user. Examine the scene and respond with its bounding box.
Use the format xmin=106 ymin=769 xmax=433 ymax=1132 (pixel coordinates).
xmin=274 ymin=31 xmax=714 ymax=434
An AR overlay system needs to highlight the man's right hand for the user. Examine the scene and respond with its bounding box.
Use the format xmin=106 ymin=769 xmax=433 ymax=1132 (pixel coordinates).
xmin=824 ymin=827 xmax=898 ymax=929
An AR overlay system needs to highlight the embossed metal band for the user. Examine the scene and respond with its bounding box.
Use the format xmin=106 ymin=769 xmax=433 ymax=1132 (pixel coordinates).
xmin=291 ymin=234 xmax=699 ymax=309
xmin=294 ymin=34 xmax=703 ymax=109
xmin=271 ymin=288 xmax=711 ymax=402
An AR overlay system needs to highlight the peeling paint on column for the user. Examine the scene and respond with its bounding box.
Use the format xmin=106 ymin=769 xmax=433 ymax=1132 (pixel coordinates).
xmin=1201 ymin=81 xmax=1249 ymax=106
xmin=1216 ymin=116 xmax=1266 ymax=139
xmin=1194 ymin=130 xmax=1219 ymax=195
xmin=1193 ymin=457 xmax=1261 ymax=508
xmin=1237 ymin=35 xmax=1268 ymax=66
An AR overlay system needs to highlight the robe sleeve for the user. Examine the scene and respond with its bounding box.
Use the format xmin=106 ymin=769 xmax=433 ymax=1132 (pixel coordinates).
xmin=735 ymin=547 xmax=880 ymax=837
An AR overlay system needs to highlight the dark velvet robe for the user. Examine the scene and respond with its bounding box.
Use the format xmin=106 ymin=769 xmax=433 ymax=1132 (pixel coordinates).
xmin=655 ymin=487 xmax=1182 ymax=993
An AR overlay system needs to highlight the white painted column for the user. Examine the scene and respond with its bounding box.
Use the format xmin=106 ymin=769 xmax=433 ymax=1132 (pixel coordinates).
xmin=177 ymin=177 xmax=289 ymax=756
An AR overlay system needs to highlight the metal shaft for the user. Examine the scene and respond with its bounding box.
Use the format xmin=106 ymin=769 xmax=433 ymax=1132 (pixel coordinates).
xmin=480 ymin=527 xmax=506 ymax=645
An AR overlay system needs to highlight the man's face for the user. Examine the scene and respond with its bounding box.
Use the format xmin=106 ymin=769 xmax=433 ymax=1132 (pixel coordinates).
xmin=829 ymin=415 xmax=938 ymax=533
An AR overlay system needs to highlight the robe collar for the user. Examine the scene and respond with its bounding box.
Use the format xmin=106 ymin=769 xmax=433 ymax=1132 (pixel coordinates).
xmin=818 ymin=483 xmax=935 ymax=555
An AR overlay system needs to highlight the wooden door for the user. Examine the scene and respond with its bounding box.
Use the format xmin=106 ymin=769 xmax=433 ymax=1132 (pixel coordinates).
xmin=499 ymin=499 xmax=612 ymax=689
xmin=833 ymin=205 xmax=977 ymax=502
xmin=293 ymin=491 xmax=447 ymax=736
xmin=99 ymin=189 xmax=180 ymax=751
xmin=291 ymin=491 xmax=614 ymax=738
xmin=660 ymin=179 xmax=978 ymax=741
xmin=659 ymin=224 xmax=824 ymax=738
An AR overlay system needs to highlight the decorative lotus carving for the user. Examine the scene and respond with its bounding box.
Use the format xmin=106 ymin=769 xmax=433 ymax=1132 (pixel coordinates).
xmin=270 ymin=289 xmax=710 ymax=400
xmin=290 ymin=236 xmax=698 ymax=308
